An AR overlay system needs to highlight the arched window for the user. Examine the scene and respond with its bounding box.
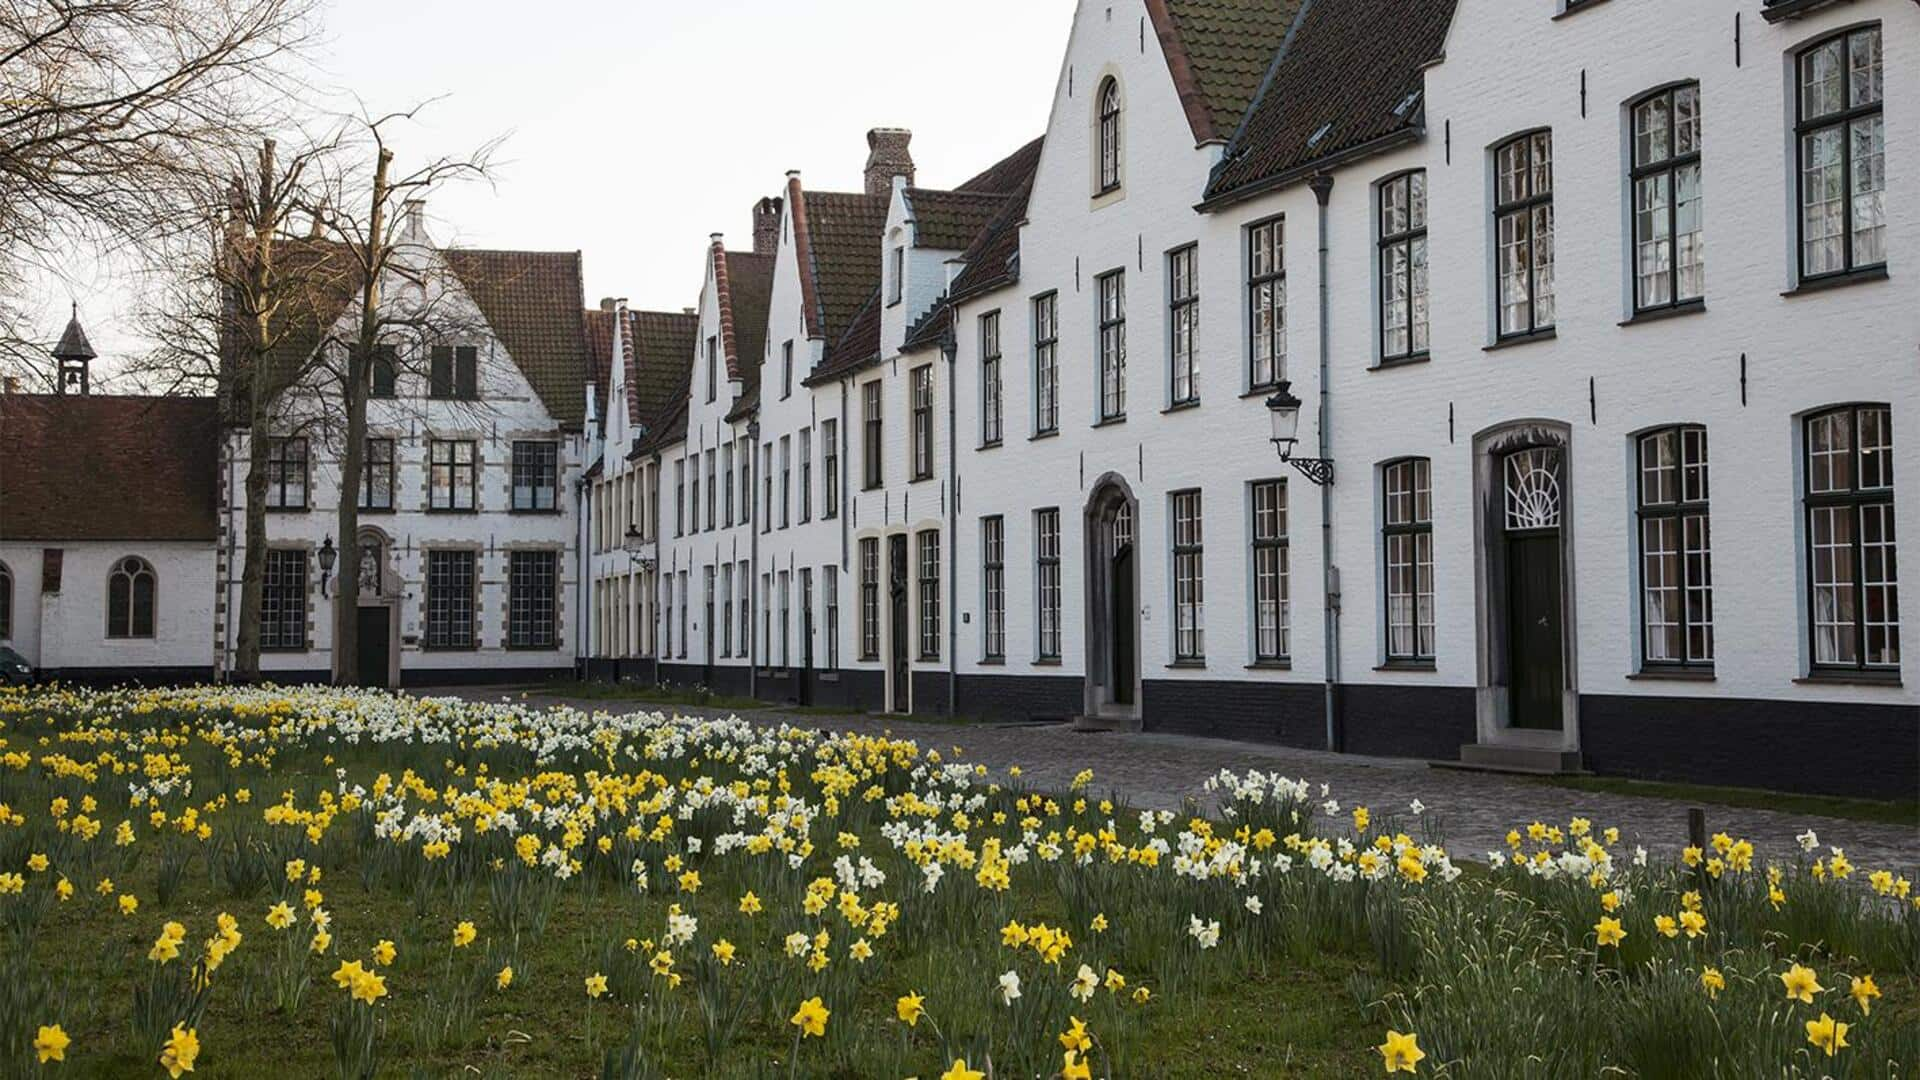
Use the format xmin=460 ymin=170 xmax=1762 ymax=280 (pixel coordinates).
xmin=1097 ymin=78 xmax=1122 ymax=193
xmin=1377 ymin=170 xmax=1429 ymax=362
xmin=0 ymin=561 xmax=12 ymax=640
xmin=1493 ymin=130 xmax=1554 ymax=338
xmin=107 ymin=556 xmax=156 ymax=639
xmin=1795 ymin=26 xmax=1883 ymax=280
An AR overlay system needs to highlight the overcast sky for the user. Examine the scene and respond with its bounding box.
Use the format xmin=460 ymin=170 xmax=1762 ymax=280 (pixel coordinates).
xmin=34 ymin=0 xmax=1073 ymax=380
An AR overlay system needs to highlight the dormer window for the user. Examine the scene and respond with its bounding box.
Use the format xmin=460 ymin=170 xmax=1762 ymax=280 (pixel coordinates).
xmin=1098 ymin=77 xmax=1122 ymax=193
xmin=888 ymin=245 xmax=905 ymax=305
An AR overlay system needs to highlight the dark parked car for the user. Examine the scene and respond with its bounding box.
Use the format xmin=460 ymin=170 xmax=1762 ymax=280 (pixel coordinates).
xmin=0 ymin=646 xmax=34 ymax=685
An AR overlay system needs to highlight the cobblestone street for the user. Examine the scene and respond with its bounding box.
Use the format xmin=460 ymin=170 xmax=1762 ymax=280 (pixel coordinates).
xmin=452 ymin=689 xmax=1920 ymax=872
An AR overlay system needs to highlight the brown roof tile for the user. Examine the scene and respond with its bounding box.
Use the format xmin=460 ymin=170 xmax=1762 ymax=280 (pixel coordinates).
xmin=0 ymin=394 xmax=220 ymax=541
xmin=442 ymin=248 xmax=591 ymax=428
xmin=720 ymin=249 xmax=775 ymax=394
xmin=630 ymin=309 xmax=698 ymax=437
xmin=792 ymin=188 xmax=888 ymax=356
xmin=1150 ymin=0 xmax=1308 ymax=144
xmin=907 ymin=188 xmax=1012 ymax=250
xmin=1203 ymin=0 xmax=1455 ymax=203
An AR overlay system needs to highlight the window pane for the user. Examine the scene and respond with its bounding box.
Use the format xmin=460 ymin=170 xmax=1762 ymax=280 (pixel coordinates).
xmin=1633 ymin=93 xmax=1670 ymax=168
xmin=1801 ymin=127 xmax=1846 ymax=275
xmin=1801 ymin=38 xmax=1843 ymax=119
xmin=1850 ymin=115 xmax=1886 ymax=266
xmin=1809 ymin=506 xmax=1855 ymax=664
xmin=1849 ymin=28 xmax=1882 ymax=108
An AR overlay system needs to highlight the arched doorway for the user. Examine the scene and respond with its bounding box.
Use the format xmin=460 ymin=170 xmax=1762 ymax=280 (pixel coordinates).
xmin=354 ymin=528 xmax=398 ymax=689
xmin=1083 ymin=476 xmax=1141 ymax=725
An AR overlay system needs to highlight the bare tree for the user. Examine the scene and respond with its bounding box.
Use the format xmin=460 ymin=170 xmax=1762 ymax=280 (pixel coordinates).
xmin=0 ymin=0 xmax=317 ymax=384
xmin=304 ymin=109 xmax=497 ymax=685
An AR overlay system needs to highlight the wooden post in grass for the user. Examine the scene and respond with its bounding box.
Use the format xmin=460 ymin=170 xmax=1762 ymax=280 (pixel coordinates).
xmin=1688 ymin=807 xmax=1707 ymax=885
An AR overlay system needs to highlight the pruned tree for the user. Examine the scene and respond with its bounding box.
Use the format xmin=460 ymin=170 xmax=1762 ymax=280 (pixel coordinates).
xmin=302 ymin=108 xmax=499 ymax=685
xmin=0 ymin=0 xmax=317 ymax=386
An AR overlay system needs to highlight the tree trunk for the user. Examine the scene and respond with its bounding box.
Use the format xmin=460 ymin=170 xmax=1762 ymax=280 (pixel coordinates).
xmin=231 ymin=138 xmax=283 ymax=684
xmin=233 ymin=415 xmax=274 ymax=681
xmin=331 ymin=147 xmax=391 ymax=686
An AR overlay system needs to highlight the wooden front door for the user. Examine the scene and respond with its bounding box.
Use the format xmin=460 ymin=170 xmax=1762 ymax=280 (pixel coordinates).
xmin=1505 ymin=533 xmax=1563 ymax=728
xmin=888 ymin=534 xmax=909 ymax=713
xmin=355 ymin=605 xmax=389 ymax=688
xmin=1109 ymin=544 xmax=1134 ymax=705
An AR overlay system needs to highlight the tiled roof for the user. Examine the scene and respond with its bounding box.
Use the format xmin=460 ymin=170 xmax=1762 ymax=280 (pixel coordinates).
xmin=907 ymin=188 xmax=1011 ymax=251
xmin=442 ymin=248 xmax=591 ymax=428
xmin=791 ymin=186 xmax=889 ymax=353
xmin=899 ymin=299 xmax=952 ymax=355
xmin=1150 ymin=0 xmax=1308 ymax=144
xmin=585 ymin=307 xmax=615 ymax=419
xmin=631 ymin=310 xmax=698 ymax=437
xmin=218 ymin=237 xmax=359 ymax=423
xmin=632 ymin=395 xmax=688 ymax=457
xmin=720 ymin=249 xmax=775 ymax=395
xmin=1202 ymin=0 xmax=1456 ymax=204
xmin=956 ymin=136 xmax=1045 ymax=195
xmin=0 ymin=394 xmax=220 ymax=541
xmin=897 ymin=136 xmax=1045 ymax=355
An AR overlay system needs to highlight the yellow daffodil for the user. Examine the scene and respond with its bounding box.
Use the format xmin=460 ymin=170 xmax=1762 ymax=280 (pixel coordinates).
xmin=1062 ymin=1049 xmax=1093 ymax=1080
xmin=1849 ymin=974 xmax=1879 ymax=1015
xmin=1594 ymin=917 xmax=1625 ymax=948
xmin=372 ymin=939 xmax=396 ymax=966
xmin=1059 ymin=1015 xmax=1091 ymax=1053
xmin=1781 ymin=963 xmax=1824 ymax=1004
xmin=896 ymin=990 xmax=925 ymax=1026
xmin=940 ymin=1060 xmax=984 ymax=1080
xmin=739 ymin=891 xmax=762 ymax=915
xmin=1379 ymin=1030 xmax=1425 ymax=1074
xmin=1700 ymin=968 xmax=1725 ymax=999
xmin=452 ymin=921 xmax=477 ymax=948
xmin=584 ymin=973 xmax=609 ymax=999
xmin=159 ymin=1024 xmax=199 ymax=1078
xmin=1805 ymin=1012 xmax=1849 ymax=1057
xmin=790 ymin=995 xmax=829 ymax=1038
xmin=34 ymin=1023 xmax=69 ymax=1063
xmin=496 ymin=966 xmax=513 ymax=990
xmin=711 ymin=939 xmax=736 ymax=965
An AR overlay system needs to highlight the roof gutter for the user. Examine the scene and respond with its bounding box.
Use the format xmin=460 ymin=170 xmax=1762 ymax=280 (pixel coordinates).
xmin=1195 ymin=127 xmax=1419 ymax=214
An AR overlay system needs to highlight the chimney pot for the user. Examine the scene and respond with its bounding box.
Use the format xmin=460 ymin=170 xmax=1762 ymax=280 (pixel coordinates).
xmin=863 ymin=127 xmax=914 ymax=197
xmin=599 ymin=297 xmax=618 ymax=311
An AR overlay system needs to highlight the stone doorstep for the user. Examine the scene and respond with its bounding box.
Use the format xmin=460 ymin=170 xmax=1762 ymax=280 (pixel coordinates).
xmin=1432 ymin=741 xmax=1591 ymax=777
xmin=1070 ymin=713 xmax=1143 ymax=734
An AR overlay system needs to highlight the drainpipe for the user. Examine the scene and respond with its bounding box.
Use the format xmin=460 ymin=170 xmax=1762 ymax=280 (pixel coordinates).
xmin=1310 ymin=173 xmax=1341 ymax=753
xmin=747 ymin=418 xmax=761 ymax=701
xmin=651 ymin=449 xmax=663 ymax=689
xmin=941 ymin=320 xmax=958 ymax=717
xmin=574 ymin=465 xmax=587 ymax=680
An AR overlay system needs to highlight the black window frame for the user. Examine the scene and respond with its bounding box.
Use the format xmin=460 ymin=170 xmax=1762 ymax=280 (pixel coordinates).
xmin=429 ymin=344 xmax=478 ymax=400
xmin=799 ymin=427 xmax=812 ymax=524
xmin=1494 ymin=130 xmax=1556 ymax=339
xmin=106 ymin=556 xmax=156 ymax=639
xmin=1636 ymin=425 xmax=1714 ymax=670
xmin=1629 ymin=84 xmax=1705 ymax=314
xmin=428 ymin=438 xmax=478 ymax=512
xmin=360 ymin=436 xmax=396 ymax=511
xmin=705 ymin=449 xmax=717 ymax=529
xmin=823 ymin=564 xmax=840 ymax=668
xmin=1247 ymin=218 xmax=1285 ymax=390
xmin=1167 ymin=244 xmax=1199 ymax=406
xmin=265 ymin=436 xmax=308 ymax=511
xmin=673 ymin=458 xmax=685 ymax=536
xmin=981 ymin=515 xmax=1005 ymax=661
xmin=1097 ymin=77 xmax=1122 ymax=194
xmin=424 ymin=549 xmax=476 ymax=650
xmin=1794 ymin=25 xmax=1886 ymax=283
xmin=1802 ymin=403 xmax=1899 ymax=674
xmin=1036 ymin=507 xmax=1061 ymax=660
xmin=260 ymin=547 xmax=308 ymax=651
xmin=821 ymin=418 xmax=839 ymax=519
xmin=511 ymin=440 xmax=560 ymax=513
xmin=1171 ymin=489 xmax=1205 ymax=662
xmin=1377 ymin=171 xmax=1430 ymax=363
xmin=508 ymin=549 xmax=558 ymax=649
xmin=781 ymin=340 xmax=794 ymax=399
xmin=910 ymin=364 xmax=935 ymax=480
xmin=980 ymin=310 xmax=1003 ymax=447
xmin=723 ymin=442 xmax=735 ymax=527
xmin=0 ymin=561 xmax=11 ymax=641
xmin=1250 ymin=479 xmax=1290 ymax=662
xmin=779 ymin=434 xmax=792 ymax=528
xmin=862 ymin=381 xmax=883 ymax=489
xmin=1381 ymin=457 xmax=1435 ymax=663
xmin=1033 ymin=292 xmax=1059 ymax=435
xmin=1096 ymin=269 xmax=1126 ymax=422
xmin=917 ymin=528 xmax=940 ymax=660
xmin=705 ymin=336 xmax=718 ymax=403
xmin=368 ymin=343 xmax=398 ymax=399
xmin=859 ymin=537 xmax=880 ymax=661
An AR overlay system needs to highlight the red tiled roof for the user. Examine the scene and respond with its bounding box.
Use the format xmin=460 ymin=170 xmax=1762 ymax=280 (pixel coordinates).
xmin=1202 ymin=0 xmax=1455 ymax=204
xmin=0 ymin=394 xmax=220 ymax=541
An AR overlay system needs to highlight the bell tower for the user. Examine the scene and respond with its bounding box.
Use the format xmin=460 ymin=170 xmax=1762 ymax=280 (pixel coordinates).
xmin=53 ymin=303 xmax=95 ymax=395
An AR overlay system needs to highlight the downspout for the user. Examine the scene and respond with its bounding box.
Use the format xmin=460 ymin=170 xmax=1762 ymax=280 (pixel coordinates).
xmin=651 ymin=449 xmax=663 ymax=688
xmin=941 ymin=323 xmax=958 ymax=717
xmin=223 ymin=432 xmax=238 ymax=681
xmin=839 ymin=380 xmax=850 ymax=572
xmin=574 ymin=467 xmax=587 ymax=680
xmin=1310 ymin=173 xmax=1341 ymax=752
xmin=748 ymin=418 xmax=761 ymax=701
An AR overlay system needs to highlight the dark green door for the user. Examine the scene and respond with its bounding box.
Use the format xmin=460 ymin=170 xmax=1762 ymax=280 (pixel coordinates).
xmin=1110 ymin=544 xmax=1134 ymax=705
xmin=355 ymin=606 xmax=389 ymax=688
xmin=1506 ymin=534 xmax=1563 ymax=729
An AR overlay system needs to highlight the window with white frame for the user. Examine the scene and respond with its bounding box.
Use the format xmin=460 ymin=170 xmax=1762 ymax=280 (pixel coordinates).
xmin=512 ymin=441 xmax=559 ymax=512
xmin=1631 ymin=85 xmax=1704 ymax=312
xmin=1097 ymin=270 xmax=1126 ymax=421
xmin=1378 ymin=172 xmax=1429 ymax=361
xmin=1804 ymin=404 xmax=1898 ymax=672
xmin=509 ymin=550 xmax=558 ymax=649
xmin=1382 ymin=458 xmax=1434 ymax=662
xmin=1797 ymin=26 xmax=1884 ymax=280
xmin=980 ymin=311 xmax=1003 ymax=446
xmin=1247 ymin=219 xmax=1284 ymax=388
xmin=1637 ymin=426 xmax=1713 ymax=667
xmin=1035 ymin=508 xmax=1061 ymax=660
xmin=1033 ymin=292 xmax=1059 ymax=434
xmin=1171 ymin=490 xmax=1204 ymax=661
xmin=360 ymin=437 xmax=395 ymax=511
xmin=981 ymin=515 xmax=1005 ymax=661
xmin=1250 ymin=479 xmax=1290 ymax=662
xmin=1168 ymin=244 xmax=1198 ymax=405
xmin=261 ymin=548 xmax=307 ymax=650
xmin=1494 ymin=131 xmax=1555 ymax=337
xmin=425 ymin=550 xmax=475 ymax=649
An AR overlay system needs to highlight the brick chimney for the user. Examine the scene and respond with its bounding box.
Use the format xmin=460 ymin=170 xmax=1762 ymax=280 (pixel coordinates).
xmin=752 ymin=196 xmax=783 ymax=256
xmin=864 ymin=128 xmax=914 ymax=197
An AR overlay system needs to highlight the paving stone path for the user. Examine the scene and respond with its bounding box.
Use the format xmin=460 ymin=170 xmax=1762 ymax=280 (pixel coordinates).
xmin=450 ymin=689 xmax=1919 ymax=872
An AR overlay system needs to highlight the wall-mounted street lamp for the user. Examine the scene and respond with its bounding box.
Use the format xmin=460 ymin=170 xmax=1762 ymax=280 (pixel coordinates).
xmin=1266 ymin=380 xmax=1334 ymax=487
xmin=317 ymin=536 xmax=338 ymax=597
xmin=622 ymin=525 xmax=656 ymax=574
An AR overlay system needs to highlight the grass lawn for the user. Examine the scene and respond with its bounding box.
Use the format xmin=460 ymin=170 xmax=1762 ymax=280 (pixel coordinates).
xmin=1531 ymin=775 xmax=1920 ymax=828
